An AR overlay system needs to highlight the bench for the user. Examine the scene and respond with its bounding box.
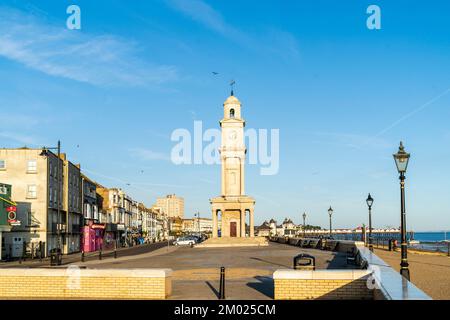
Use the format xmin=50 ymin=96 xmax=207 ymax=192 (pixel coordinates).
xmin=309 ymin=239 xmax=320 ymax=249
xmin=300 ymin=240 xmax=310 ymax=248
xmin=346 ymin=247 xmax=358 ymax=265
xmin=322 ymin=240 xmax=338 ymax=251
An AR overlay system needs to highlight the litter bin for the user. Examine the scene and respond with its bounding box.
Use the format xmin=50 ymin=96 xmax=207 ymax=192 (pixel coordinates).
xmin=50 ymin=248 xmax=62 ymax=266
xmin=293 ymin=253 xmax=316 ymax=270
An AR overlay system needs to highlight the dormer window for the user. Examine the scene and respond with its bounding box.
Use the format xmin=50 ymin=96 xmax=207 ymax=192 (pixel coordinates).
xmin=230 ymin=108 xmax=235 ymax=118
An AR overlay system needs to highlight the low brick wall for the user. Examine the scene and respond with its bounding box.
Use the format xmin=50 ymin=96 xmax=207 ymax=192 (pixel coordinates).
xmin=273 ymin=270 xmax=373 ymax=300
xmin=0 ymin=268 xmax=172 ymax=300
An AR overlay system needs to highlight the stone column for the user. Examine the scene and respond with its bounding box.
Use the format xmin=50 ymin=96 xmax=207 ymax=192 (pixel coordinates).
xmin=250 ymin=208 xmax=255 ymax=237
xmin=241 ymin=210 xmax=246 ymax=238
xmin=212 ymin=209 xmax=218 ymax=238
xmin=221 ymin=156 xmax=226 ymax=196
xmin=240 ymin=157 xmax=245 ymax=195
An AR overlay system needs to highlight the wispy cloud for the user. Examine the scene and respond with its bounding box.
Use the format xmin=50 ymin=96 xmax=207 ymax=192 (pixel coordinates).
xmin=313 ymin=132 xmax=393 ymax=150
xmin=0 ymin=7 xmax=178 ymax=87
xmin=362 ymin=87 xmax=450 ymax=146
xmin=166 ymin=0 xmax=239 ymax=38
xmin=0 ymin=131 xmax=37 ymax=146
xmin=129 ymin=147 xmax=171 ymax=161
xmin=166 ymin=0 xmax=300 ymax=60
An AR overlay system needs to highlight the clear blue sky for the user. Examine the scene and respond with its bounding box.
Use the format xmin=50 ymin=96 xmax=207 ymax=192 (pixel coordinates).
xmin=0 ymin=0 xmax=449 ymax=231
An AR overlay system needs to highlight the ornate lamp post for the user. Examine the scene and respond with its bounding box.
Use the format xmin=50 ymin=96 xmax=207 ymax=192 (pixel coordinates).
xmin=366 ymin=193 xmax=374 ymax=252
xmin=393 ymin=141 xmax=411 ymax=281
xmin=328 ymin=206 xmax=333 ymax=238
xmin=302 ymin=212 xmax=307 ymax=238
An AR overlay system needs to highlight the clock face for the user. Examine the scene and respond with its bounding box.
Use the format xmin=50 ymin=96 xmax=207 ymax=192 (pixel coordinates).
xmin=228 ymin=130 xmax=237 ymax=140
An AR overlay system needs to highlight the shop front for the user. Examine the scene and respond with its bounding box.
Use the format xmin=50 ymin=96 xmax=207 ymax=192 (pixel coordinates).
xmin=82 ymin=221 xmax=105 ymax=253
xmin=104 ymin=223 xmax=118 ymax=250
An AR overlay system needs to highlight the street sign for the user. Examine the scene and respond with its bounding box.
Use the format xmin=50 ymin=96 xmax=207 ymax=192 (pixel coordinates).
xmin=7 ymin=211 xmax=17 ymax=222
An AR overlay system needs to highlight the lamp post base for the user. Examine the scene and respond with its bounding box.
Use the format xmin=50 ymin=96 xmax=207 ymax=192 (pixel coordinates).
xmin=400 ymin=264 xmax=410 ymax=281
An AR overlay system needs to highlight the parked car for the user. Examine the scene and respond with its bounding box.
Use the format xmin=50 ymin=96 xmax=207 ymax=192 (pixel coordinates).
xmin=174 ymin=237 xmax=196 ymax=246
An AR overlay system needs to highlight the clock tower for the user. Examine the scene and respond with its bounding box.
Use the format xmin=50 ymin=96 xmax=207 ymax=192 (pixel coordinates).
xmin=210 ymin=93 xmax=255 ymax=238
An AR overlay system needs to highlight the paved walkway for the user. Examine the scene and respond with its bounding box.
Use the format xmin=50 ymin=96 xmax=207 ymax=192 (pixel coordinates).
xmin=1 ymin=242 xmax=354 ymax=300
xmin=0 ymin=241 xmax=171 ymax=268
xmin=79 ymin=242 xmax=353 ymax=300
xmin=374 ymin=248 xmax=450 ymax=300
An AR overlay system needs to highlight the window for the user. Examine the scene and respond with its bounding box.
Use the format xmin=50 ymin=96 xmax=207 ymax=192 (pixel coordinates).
xmin=28 ymin=211 xmax=37 ymax=226
xmin=230 ymin=108 xmax=235 ymax=118
xmin=49 ymin=186 xmax=53 ymax=203
xmin=27 ymin=160 xmax=37 ymax=173
xmin=27 ymin=185 xmax=37 ymax=199
xmin=0 ymin=159 xmax=5 ymax=170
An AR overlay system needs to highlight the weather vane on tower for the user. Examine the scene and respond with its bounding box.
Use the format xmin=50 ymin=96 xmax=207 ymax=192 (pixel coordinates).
xmin=230 ymin=79 xmax=236 ymax=96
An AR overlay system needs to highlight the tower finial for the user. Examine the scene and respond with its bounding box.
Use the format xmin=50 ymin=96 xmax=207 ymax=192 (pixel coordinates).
xmin=230 ymin=79 xmax=235 ymax=96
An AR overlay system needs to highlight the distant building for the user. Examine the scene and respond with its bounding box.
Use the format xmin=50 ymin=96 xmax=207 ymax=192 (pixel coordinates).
xmin=169 ymin=217 xmax=183 ymax=236
xmin=255 ymin=221 xmax=271 ymax=237
xmin=155 ymin=194 xmax=184 ymax=218
xmin=282 ymin=218 xmax=297 ymax=237
xmin=139 ymin=204 xmax=158 ymax=241
xmin=182 ymin=217 xmax=212 ymax=234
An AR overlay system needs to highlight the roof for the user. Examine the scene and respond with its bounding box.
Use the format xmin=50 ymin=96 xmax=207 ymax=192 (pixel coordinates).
xmin=224 ymin=95 xmax=241 ymax=105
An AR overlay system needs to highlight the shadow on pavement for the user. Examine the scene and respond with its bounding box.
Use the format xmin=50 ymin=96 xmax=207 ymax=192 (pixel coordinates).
xmin=250 ymin=257 xmax=290 ymax=268
xmin=205 ymin=281 xmax=220 ymax=299
xmin=246 ymin=276 xmax=274 ymax=299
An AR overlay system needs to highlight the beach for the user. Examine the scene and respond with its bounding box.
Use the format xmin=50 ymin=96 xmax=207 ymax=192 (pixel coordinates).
xmin=374 ymin=248 xmax=450 ymax=300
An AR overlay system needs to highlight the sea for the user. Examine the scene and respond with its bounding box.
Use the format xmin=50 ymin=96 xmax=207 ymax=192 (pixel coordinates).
xmin=333 ymin=231 xmax=450 ymax=253
xmin=409 ymin=231 xmax=450 ymax=253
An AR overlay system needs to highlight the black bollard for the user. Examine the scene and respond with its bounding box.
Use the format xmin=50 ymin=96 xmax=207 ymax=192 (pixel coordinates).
xmin=39 ymin=242 xmax=43 ymax=262
xmin=99 ymin=248 xmax=102 ymax=260
xmin=219 ymin=267 xmax=226 ymax=300
xmin=81 ymin=251 xmax=85 ymax=262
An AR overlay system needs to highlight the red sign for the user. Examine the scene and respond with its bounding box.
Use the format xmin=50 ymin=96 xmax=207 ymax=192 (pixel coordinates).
xmin=91 ymin=224 xmax=106 ymax=230
xmin=7 ymin=211 xmax=17 ymax=222
xmin=6 ymin=206 xmax=16 ymax=212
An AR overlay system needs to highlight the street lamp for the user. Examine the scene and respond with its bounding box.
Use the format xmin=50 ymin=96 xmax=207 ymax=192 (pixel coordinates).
xmin=163 ymin=213 xmax=170 ymax=251
xmin=195 ymin=211 xmax=200 ymax=234
xmin=393 ymin=141 xmax=411 ymax=281
xmin=302 ymin=212 xmax=307 ymax=238
xmin=328 ymin=206 xmax=333 ymax=238
xmin=366 ymin=193 xmax=374 ymax=252
xmin=40 ymin=141 xmax=62 ymax=261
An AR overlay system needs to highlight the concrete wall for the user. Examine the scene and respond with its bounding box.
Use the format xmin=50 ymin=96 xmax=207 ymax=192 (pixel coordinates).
xmin=0 ymin=268 xmax=172 ymax=300
xmin=273 ymin=270 xmax=373 ymax=300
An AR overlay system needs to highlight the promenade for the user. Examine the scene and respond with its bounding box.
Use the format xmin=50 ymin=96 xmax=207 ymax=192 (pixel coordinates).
xmin=0 ymin=241 xmax=171 ymax=268
xmin=374 ymin=248 xmax=450 ymax=300
xmin=72 ymin=242 xmax=354 ymax=299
